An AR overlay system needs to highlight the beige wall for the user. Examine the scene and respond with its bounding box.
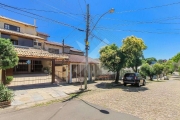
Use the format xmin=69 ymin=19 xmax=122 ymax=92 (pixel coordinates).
xmin=64 ymin=47 xmax=70 ymax=53
xmin=44 ymin=44 xmax=63 ymax=53
xmin=55 ymin=65 xmax=68 ymax=81
xmin=0 ymin=18 xmax=36 ymax=35
xmin=37 ymin=34 xmax=47 ymax=40
xmin=42 ymin=60 xmax=51 ymax=69
xmin=70 ymin=51 xmax=84 ymax=56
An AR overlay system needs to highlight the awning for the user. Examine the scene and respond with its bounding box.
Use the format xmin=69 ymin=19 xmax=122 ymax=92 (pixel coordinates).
xmin=14 ymin=45 xmax=68 ymax=60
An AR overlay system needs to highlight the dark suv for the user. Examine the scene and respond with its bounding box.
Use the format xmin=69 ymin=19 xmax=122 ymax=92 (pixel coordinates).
xmin=123 ymin=73 xmax=146 ymax=87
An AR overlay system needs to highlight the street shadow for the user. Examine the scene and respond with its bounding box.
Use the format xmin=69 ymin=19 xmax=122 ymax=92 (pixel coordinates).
xmin=80 ymin=99 xmax=109 ymax=114
xmin=61 ymin=90 xmax=109 ymax=114
xmin=68 ymin=81 xmax=98 ymax=86
xmin=8 ymin=83 xmax=61 ymax=91
xmin=95 ymin=82 xmax=149 ymax=92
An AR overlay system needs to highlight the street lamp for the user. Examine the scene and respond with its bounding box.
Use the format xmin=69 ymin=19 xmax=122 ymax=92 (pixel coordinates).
xmin=84 ymin=4 xmax=115 ymax=89
xmin=90 ymin=8 xmax=115 ymax=35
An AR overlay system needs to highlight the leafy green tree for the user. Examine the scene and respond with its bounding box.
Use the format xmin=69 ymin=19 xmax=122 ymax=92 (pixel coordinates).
xmin=157 ymin=59 xmax=166 ymax=64
xmin=0 ymin=38 xmax=19 ymax=84
xmin=121 ymin=36 xmax=147 ymax=72
xmin=145 ymin=57 xmax=157 ymax=65
xmin=140 ymin=63 xmax=155 ymax=80
xmin=172 ymin=53 xmax=180 ymax=63
xmin=153 ymin=63 xmax=164 ymax=80
xmin=163 ymin=60 xmax=177 ymax=74
xmin=99 ymin=44 xmax=126 ymax=83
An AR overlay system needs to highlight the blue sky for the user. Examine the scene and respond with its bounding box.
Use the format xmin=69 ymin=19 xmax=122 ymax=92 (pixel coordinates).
xmin=0 ymin=0 xmax=180 ymax=60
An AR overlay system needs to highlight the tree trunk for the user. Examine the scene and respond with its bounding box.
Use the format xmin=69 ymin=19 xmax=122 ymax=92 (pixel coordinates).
xmin=157 ymin=75 xmax=159 ymax=80
xmin=115 ymin=70 xmax=120 ymax=84
xmin=149 ymin=76 xmax=153 ymax=80
xmin=135 ymin=65 xmax=138 ymax=73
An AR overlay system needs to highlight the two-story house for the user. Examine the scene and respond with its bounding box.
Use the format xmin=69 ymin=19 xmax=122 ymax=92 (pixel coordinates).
xmin=0 ymin=16 xmax=99 ymax=85
xmin=0 ymin=16 xmax=68 ymax=84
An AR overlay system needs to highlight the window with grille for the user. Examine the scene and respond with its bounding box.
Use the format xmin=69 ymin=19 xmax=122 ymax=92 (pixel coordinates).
xmin=4 ymin=23 xmax=20 ymax=32
xmin=48 ymin=48 xmax=59 ymax=54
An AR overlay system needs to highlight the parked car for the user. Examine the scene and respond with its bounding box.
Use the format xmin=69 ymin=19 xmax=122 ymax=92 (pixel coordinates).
xmin=123 ymin=73 xmax=146 ymax=87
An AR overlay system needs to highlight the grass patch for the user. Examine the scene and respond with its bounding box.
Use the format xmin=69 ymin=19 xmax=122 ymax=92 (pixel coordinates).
xmin=33 ymin=98 xmax=65 ymax=107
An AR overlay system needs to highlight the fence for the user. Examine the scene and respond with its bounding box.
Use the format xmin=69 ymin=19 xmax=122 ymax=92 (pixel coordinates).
xmin=8 ymin=73 xmax=52 ymax=86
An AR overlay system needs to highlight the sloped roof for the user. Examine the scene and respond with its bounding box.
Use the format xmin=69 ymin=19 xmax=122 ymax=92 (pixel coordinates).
xmin=0 ymin=28 xmax=44 ymax=40
xmin=44 ymin=41 xmax=72 ymax=48
xmin=14 ymin=45 xmax=68 ymax=60
xmin=70 ymin=48 xmax=84 ymax=53
xmin=0 ymin=16 xmax=35 ymax=27
xmin=68 ymin=54 xmax=99 ymax=63
xmin=37 ymin=32 xmax=50 ymax=37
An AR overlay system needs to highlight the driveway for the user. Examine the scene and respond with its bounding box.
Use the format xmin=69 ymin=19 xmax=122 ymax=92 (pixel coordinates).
xmin=0 ymin=99 xmax=140 ymax=120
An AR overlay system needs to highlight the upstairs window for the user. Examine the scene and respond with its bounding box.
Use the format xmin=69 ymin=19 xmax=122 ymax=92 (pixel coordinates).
xmin=34 ymin=42 xmax=37 ymax=45
xmin=48 ymin=48 xmax=59 ymax=54
xmin=4 ymin=23 xmax=20 ymax=32
xmin=38 ymin=43 xmax=42 ymax=46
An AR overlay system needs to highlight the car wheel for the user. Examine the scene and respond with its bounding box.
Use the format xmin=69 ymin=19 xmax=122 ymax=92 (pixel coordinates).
xmin=124 ymin=83 xmax=127 ymax=86
xmin=137 ymin=82 xmax=140 ymax=87
xmin=143 ymin=80 xmax=146 ymax=86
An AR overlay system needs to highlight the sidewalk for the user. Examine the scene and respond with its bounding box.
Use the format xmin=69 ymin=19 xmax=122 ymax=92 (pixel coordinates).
xmin=0 ymin=81 xmax=113 ymax=111
xmin=6 ymin=83 xmax=81 ymax=108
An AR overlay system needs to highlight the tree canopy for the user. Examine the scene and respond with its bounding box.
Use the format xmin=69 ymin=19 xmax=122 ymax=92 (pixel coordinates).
xmin=145 ymin=57 xmax=157 ymax=65
xmin=0 ymin=38 xmax=19 ymax=70
xmin=121 ymin=36 xmax=147 ymax=72
xmin=99 ymin=44 xmax=126 ymax=83
xmin=172 ymin=52 xmax=180 ymax=63
xmin=140 ymin=63 xmax=155 ymax=80
xmin=153 ymin=63 xmax=164 ymax=79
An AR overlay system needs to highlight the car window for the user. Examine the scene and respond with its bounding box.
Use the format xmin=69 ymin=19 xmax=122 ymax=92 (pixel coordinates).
xmin=125 ymin=73 xmax=135 ymax=77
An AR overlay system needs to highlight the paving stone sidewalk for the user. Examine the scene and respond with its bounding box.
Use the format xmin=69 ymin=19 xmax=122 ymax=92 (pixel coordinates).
xmin=8 ymin=83 xmax=81 ymax=106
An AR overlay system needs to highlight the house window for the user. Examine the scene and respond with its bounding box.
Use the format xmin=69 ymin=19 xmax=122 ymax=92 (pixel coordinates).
xmin=4 ymin=23 xmax=20 ymax=32
xmin=38 ymin=43 xmax=42 ymax=46
xmin=48 ymin=48 xmax=59 ymax=54
xmin=5 ymin=24 xmax=9 ymax=29
xmin=34 ymin=42 xmax=37 ymax=45
xmin=11 ymin=39 xmax=18 ymax=45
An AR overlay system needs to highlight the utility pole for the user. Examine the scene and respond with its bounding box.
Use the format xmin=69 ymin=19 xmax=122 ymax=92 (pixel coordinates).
xmin=62 ymin=39 xmax=64 ymax=54
xmin=84 ymin=4 xmax=90 ymax=89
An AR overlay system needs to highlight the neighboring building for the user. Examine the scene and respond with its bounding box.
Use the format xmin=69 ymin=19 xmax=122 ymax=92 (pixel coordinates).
xmin=0 ymin=16 xmax=68 ymax=84
xmin=0 ymin=16 xmax=98 ymax=85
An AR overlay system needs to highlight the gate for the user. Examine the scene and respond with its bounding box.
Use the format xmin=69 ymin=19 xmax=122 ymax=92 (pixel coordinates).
xmin=8 ymin=73 xmax=52 ymax=86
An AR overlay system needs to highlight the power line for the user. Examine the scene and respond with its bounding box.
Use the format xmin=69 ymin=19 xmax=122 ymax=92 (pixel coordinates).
xmin=102 ymin=17 xmax=180 ymax=24
xmin=97 ymin=16 xmax=180 ymax=30
xmin=115 ymin=1 xmax=180 ymax=14
xmin=14 ymin=7 xmax=84 ymax=16
xmin=83 ymin=0 xmax=87 ymax=5
xmin=78 ymin=0 xmax=84 ymax=14
xmin=0 ymin=5 xmax=49 ymax=23
xmin=34 ymin=0 xmax=83 ymax=21
xmin=0 ymin=2 xmax=84 ymax=31
xmin=91 ymin=34 xmax=109 ymax=45
xmin=96 ymin=28 xmax=180 ymax=35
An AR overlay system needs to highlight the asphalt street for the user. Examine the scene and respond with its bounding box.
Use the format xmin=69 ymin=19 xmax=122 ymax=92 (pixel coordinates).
xmin=0 ymin=99 xmax=140 ymax=120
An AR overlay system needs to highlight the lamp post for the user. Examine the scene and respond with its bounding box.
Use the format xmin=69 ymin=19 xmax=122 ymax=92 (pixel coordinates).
xmin=84 ymin=4 xmax=115 ymax=89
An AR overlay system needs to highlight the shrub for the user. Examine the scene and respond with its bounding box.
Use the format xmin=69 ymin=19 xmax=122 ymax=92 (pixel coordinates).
xmin=5 ymin=76 xmax=13 ymax=85
xmin=0 ymin=84 xmax=14 ymax=102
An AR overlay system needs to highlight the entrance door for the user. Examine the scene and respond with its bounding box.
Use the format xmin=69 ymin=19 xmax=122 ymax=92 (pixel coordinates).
xmin=14 ymin=60 xmax=28 ymax=73
xmin=31 ymin=60 xmax=43 ymax=72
